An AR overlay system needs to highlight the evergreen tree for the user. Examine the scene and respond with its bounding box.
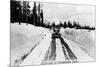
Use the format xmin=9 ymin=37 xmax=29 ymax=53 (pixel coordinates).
xmin=59 ymin=21 xmax=63 ymax=27
xmin=36 ymin=3 xmax=41 ymax=26
xmin=77 ymin=22 xmax=81 ymax=29
xmin=22 ymin=1 xmax=30 ymax=24
xmin=63 ymin=21 xmax=67 ymax=28
xmin=11 ymin=0 xmax=22 ymax=23
xmin=68 ymin=20 xmax=72 ymax=28
xmin=32 ymin=2 xmax=37 ymax=25
xmin=73 ymin=21 xmax=77 ymax=28
xmin=40 ymin=9 xmax=44 ymax=26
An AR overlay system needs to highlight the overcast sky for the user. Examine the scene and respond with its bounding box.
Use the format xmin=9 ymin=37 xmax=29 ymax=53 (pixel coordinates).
xmin=41 ymin=2 xmax=95 ymax=26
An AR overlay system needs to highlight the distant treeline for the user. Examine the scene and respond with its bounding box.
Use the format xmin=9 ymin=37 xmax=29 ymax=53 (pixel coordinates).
xmin=10 ymin=0 xmax=95 ymax=30
xmin=50 ymin=21 xmax=95 ymax=30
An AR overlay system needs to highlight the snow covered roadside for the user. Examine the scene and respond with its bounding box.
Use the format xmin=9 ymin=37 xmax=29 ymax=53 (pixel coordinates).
xmin=10 ymin=23 xmax=47 ymax=66
xmin=62 ymin=36 xmax=94 ymax=62
xmin=60 ymin=28 xmax=96 ymax=60
xmin=20 ymin=31 xmax=52 ymax=65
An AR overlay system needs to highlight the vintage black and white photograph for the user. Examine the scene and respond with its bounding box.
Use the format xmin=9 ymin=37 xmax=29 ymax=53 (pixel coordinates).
xmin=10 ymin=0 xmax=96 ymax=66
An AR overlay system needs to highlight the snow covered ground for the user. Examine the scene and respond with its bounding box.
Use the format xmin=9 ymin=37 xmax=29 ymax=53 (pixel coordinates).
xmin=10 ymin=23 xmax=95 ymax=66
xmin=60 ymin=27 xmax=96 ymax=60
xmin=10 ymin=23 xmax=47 ymax=66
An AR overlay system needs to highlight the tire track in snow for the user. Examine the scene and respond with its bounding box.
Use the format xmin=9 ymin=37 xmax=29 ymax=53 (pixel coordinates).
xmin=60 ymin=37 xmax=77 ymax=61
xmin=55 ymin=39 xmax=65 ymax=61
xmin=42 ymin=35 xmax=78 ymax=63
xmin=43 ymin=39 xmax=56 ymax=61
xmin=62 ymin=36 xmax=94 ymax=62
xmin=62 ymin=45 xmax=70 ymax=60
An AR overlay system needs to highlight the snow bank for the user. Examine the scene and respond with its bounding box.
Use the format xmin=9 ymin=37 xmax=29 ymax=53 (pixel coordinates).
xmin=60 ymin=28 xmax=95 ymax=60
xmin=10 ymin=23 xmax=46 ymax=65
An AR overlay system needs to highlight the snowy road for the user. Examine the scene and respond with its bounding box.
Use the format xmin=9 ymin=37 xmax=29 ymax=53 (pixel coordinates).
xmin=15 ymin=30 xmax=94 ymax=66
